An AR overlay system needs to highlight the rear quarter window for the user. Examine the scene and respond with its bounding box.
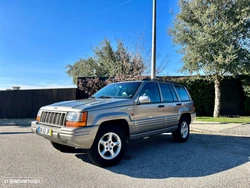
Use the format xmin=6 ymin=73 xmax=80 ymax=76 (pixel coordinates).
xmin=174 ymin=85 xmax=190 ymax=101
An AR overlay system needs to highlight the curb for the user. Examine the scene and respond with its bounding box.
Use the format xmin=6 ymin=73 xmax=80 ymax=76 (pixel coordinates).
xmin=190 ymin=128 xmax=250 ymax=137
xmin=193 ymin=121 xmax=250 ymax=126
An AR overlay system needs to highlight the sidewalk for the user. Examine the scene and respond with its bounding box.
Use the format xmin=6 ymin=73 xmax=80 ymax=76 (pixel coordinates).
xmin=191 ymin=120 xmax=250 ymax=137
xmin=0 ymin=118 xmax=250 ymax=137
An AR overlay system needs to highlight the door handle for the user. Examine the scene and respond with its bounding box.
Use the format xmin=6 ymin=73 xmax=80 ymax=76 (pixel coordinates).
xmin=176 ymin=103 xmax=182 ymax=106
xmin=158 ymin=105 xmax=165 ymax=108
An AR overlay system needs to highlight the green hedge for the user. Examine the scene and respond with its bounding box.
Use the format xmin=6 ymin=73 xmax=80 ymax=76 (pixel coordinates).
xmin=238 ymin=75 xmax=250 ymax=115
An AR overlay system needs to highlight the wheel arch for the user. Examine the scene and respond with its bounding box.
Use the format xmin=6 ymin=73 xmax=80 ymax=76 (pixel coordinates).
xmin=180 ymin=113 xmax=191 ymax=124
xmin=99 ymin=119 xmax=130 ymax=140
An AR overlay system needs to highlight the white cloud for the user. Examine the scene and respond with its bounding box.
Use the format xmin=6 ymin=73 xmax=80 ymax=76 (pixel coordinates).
xmin=100 ymin=0 xmax=133 ymax=12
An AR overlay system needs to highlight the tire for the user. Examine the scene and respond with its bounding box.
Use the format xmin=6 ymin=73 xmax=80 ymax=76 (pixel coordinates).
xmin=172 ymin=117 xmax=190 ymax=142
xmin=51 ymin=142 xmax=76 ymax=152
xmin=87 ymin=125 xmax=127 ymax=167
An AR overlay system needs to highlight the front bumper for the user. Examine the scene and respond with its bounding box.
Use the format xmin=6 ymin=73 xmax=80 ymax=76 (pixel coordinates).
xmin=31 ymin=121 xmax=99 ymax=149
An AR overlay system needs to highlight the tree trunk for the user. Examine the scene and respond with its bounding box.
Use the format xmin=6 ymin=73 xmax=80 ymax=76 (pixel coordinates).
xmin=213 ymin=75 xmax=221 ymax=117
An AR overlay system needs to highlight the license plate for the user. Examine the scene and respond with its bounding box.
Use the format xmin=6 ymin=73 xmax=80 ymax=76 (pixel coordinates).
xmin=37 ymin=126 xmax=53 ymax=136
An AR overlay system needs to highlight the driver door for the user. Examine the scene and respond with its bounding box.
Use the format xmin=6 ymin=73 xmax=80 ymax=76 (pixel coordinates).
xmin=134 ymin=83 xmax=166 ymax=133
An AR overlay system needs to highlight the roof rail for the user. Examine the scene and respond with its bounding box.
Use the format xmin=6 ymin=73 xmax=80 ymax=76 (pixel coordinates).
xmin=142 ymin=78 xmax=165 ymax=81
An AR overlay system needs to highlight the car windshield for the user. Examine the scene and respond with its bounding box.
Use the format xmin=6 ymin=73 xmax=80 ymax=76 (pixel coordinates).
xmin=92 ymin=82 xmax=142 ymax=99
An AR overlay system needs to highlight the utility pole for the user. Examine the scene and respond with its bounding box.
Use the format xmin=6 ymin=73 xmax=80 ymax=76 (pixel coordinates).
xmin=151 ymin=0 xmax=156 ymax=79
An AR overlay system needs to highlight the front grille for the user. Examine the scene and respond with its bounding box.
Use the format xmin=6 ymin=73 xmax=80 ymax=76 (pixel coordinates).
xmin=40 ymin=111 xmax=66 ymax=126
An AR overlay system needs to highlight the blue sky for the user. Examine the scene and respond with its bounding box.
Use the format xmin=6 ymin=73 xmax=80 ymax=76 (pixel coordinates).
xmin=0 ymin=0 xmax=185 ymax=90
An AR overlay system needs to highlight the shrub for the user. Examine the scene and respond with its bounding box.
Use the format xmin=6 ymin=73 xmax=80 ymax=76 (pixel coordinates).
xmin=238 ymin=75 xmax=250 ymax=115
xmin=78 ymin=77 xmax=108 ymax=98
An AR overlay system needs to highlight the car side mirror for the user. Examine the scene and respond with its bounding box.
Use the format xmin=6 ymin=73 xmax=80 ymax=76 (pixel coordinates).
xmin=138 ymin=96 xmax=151 ymax=104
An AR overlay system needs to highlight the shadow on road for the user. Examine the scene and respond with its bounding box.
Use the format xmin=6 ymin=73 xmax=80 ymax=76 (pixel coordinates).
xmin=0 ymin=123 xmax=31 ymax=128
xmin=75 ymin=133 xmax=250 ymax=179
xmin=0 ymin=119 xmax=34 ymax=127
xmin=0 ymin=131 xmax=32 ymax=135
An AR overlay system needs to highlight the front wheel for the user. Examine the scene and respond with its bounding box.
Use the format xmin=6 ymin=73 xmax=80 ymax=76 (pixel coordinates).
xmin=87 ymin=125 xmax=127 ymax=167
xmin=172 ymin=117 xmax=190 ymax=142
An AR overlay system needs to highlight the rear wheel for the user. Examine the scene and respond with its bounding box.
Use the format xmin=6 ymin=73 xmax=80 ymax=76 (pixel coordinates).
xmin=172 ymin=117 xmax=190 ymax=142
xmin=87 ymin=125 xmax=127 ymax=167
xmin=51 ymin=142 xmax=75 ymax=152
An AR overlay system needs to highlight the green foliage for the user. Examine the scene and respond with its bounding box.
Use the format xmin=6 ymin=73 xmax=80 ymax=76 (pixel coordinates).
xmin=66 ymin=58 xmax=96 ymax=84
xmin=169 ymin=0 xmax=250 ymax=117
xmin=169 ymin=0 xmax=250 ymax=76
xmin=66 ymin=39 xmax=145 ymax=84
xmin=94 ymin=39 xmax=117 ymax=77
xmin=239 ymin=75 xmax=250 ymax=114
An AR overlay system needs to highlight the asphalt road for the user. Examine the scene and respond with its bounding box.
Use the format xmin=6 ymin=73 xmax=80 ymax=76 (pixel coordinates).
xmin=0 ymin=124 xmax=249 ymax=188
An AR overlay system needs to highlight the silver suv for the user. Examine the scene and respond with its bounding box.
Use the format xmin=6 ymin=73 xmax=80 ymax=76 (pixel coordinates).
xmin=31 ymin=80 xmax=196 ymax=167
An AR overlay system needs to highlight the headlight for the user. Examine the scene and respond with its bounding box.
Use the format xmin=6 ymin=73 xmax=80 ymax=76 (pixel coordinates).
xmin=66 ymin=112 xmax=81 ymax=122
xmin=66 ymin=112 xmax=88 ymax=127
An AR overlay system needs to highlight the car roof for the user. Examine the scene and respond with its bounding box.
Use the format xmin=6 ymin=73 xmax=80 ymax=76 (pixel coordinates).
xmin=112 ymin=79 xmax=183 ymax=86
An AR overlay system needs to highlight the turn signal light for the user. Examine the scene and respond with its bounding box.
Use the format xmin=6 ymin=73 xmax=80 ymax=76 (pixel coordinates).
xmin=65 ymin=121 xmax=87 ymax=127
xmin=36 ymin=116 xmax=40 ymax=122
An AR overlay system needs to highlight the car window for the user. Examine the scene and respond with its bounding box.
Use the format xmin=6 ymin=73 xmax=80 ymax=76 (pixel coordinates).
xmin=139 ymin=83 xmax=161 ymax=103
xmin=174 ymin=85 xmax=190 ymax=101
xmin=93 ymin=82 xmax=141 ymax=98
xmin=159 ymin=83 xmax=175 ymax=102
xmin=169 ymin=84 xmax=178 ymax=101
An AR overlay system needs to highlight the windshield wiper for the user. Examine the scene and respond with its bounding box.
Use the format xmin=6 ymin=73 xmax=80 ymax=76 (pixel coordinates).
xmin=97 ymin=96 xmax=112 ymax=99
xmin=89 ymin=96 xmax=96 ymax=98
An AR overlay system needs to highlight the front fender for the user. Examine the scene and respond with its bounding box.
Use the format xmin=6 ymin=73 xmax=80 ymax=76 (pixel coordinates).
xmin=92 ymin=112 xmax=132 ymax=126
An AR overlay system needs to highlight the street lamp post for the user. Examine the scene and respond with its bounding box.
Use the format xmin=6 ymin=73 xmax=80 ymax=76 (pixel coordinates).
xmin=151 ymin=0 xmax=156 ymax=79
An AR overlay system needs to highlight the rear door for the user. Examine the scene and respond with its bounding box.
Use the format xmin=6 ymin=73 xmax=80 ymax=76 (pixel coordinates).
xmin=159 ymin=83 xmax=181 ymax=127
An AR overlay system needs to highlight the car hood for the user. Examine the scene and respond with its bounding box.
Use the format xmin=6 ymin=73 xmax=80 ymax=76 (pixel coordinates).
xmin=41 ymin=98 xmax=133 ymax=112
